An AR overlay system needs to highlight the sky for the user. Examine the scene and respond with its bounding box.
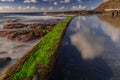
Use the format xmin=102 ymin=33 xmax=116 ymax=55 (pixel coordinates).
xmin=0 ymin=0 xmax=107 ymax=12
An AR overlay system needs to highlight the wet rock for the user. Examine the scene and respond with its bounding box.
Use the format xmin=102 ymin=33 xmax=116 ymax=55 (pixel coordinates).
xmin=14 ymin=36 xmax=21 ymax=41
xmin=13 ymin=44 xmax=25 ymax=49
xmin=4 ymin=19 xmax=21 ymax=23
xmin=0 ymin=51 xmax=8 ymax=54
xmin=3 ymin=23 xmax=55 ymax=29
xmin=21 ymin=34 xmax=33 ymax=42
xmin=0 ymin=31 xmax=8 ymax=37
xmin=27 ymin=24 xmax=43 ymax=29
xmin=6 ymin=33 xmax=16 ymax=40
xmin=4 ymin=23 xmax=27 ymax=29
xmin=0 ymin=57 xmax=11 ymax=68
xmin=1 ymin=23 xmax=55 ymax=42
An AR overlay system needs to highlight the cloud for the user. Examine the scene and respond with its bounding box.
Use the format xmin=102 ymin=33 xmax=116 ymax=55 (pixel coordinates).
xmin=0 ymin=6 xmax=14 ymax=12
xmin=0 ymin=0 xmax=14 ymax=2
xmin=48 ymin=7 xmax=54 ymax=11
xmin=91 ymin=6 xmax=95 ymax=10
xmin=58 ymin=6 xmax=65 ymax=11
xmin=53 ymin=2 xmax=57 ymax=5
xmin=24 ymin=0 xmax=37 ymax=3
xmin=76 ymin=0 xmax=81 ymax=2
xmin=0 ymin=5 xmax=38 ymax=12
xmin=40 ymin=7 xmax=46 ymax=11
xmin=71 ymin=5 xmax=86 ymax=10
xmin=60 ymin=0 xmax=70 ymax=3
xmin=18 ymin=6 xmax=38 ymax=11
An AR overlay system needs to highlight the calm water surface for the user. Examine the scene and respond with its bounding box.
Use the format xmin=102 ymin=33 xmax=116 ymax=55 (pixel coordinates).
xmin=52 ymin=15 xmax=120 ymax=80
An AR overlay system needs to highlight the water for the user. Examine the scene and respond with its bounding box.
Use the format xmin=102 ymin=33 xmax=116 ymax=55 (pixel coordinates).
xmin=0 ymin=12 xmax=66 ymax=29
xmin=0 ymin=38 xmax=40 ymax=73
xmin=52 ymin=15 xmax=120 ymax=80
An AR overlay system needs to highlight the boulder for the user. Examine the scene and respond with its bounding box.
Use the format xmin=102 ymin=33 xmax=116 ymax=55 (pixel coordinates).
xmin=0 ymin=57 xmax=11 ymax=68
xmin=21 ymin=34 xmax=33 ymax=42
xmin=6 ymin=33 xmax=16 ymax=40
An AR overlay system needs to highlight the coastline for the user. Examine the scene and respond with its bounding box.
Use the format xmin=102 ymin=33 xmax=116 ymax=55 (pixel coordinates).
xmin=0 ymin=16 xmax=75 ymax=80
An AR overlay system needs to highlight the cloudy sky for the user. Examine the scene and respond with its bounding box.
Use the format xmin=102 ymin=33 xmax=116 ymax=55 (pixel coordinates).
xmin=0 ymin=0 xmax=106 ymax=12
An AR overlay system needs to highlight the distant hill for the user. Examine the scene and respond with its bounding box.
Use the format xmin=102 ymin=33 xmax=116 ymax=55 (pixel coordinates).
xmin=95 ymin=0 xmax=120 ymax=10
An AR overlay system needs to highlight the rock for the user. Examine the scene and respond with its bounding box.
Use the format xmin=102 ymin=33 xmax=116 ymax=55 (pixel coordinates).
xmin=0 ymin=57 xmax=11 ymax=68
xmin=13 ymin=44 xmax=25 ymax=49
xmin=0 ymin=51 xmax=8 ymax=54
xmin=6 ymin=33 xmax=16 ymax=40
xmin=3 ymin=23 xmax=55 ymax=29
xmin=14 ymin=36 xmax=21 ymax=41
xmin=32 ymin=75 xmax=38 ymax=80
xmin=21 ymin=34 xmax=33 ymax=42
xmin=4 ymin=19 xmax=21 ymax=23
xmin=1 ymin=23 xmax=54 ymax=42
xmin=4 ymin=23 xmax=27 ymax=29
xmin=0 ymin=31 xmax=8 ymax=37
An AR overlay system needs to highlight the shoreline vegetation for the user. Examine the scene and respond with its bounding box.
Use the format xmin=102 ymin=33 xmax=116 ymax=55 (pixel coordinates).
xmin=0 ymin=16 xmax=75 ymax=80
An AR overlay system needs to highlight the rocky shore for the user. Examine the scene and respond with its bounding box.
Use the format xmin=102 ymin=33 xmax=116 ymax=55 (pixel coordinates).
xmin=0 ymin=16 xmax=74 ymax=80
xmin=0 ymin=23 xmax=55 ymax=42
xmin=0 ymin=21 xmax=58 ymax=74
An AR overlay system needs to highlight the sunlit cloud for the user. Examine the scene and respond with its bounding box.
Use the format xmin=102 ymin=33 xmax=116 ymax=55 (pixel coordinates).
xmin=48 ymin=7 xmax=54 ymax=11
xmin=71 ymin=5 xmax=86 ymax=10
xmin=0 ymin=5 xmax=38 ymax=12
xmin=60 ymin=0 xmax=70 ymax=3
xmin=0 ymin=6 xmax=14 ymax=12
xmin=58 ymin=6 xmax=65 ymax=11
xmin=53 ymin=2 xmax=57 ymax=5
xmin=24 ymin=0 xmax=37 ymax=3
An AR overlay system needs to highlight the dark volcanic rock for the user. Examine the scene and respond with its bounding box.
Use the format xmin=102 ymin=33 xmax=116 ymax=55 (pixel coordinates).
xmin=0 ymin=57 xmax=11 ymax=68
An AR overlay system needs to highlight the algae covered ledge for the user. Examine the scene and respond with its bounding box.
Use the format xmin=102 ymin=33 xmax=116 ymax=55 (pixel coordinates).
xmin=0 ymin=16 xmax=75 ymax=80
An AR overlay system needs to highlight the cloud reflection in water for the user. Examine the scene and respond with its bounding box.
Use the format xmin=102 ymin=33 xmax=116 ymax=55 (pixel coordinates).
xmin=70 ymin=16 xmax=105 ymax=59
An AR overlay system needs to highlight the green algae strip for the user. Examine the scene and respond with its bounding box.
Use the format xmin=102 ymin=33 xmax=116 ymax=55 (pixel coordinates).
xmin=8 ymin=16 xmax=74 ymax=80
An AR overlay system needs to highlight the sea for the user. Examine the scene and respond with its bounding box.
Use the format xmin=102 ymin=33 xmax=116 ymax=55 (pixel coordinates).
xmin=0 ymin=12 xmax=66 ymax=29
